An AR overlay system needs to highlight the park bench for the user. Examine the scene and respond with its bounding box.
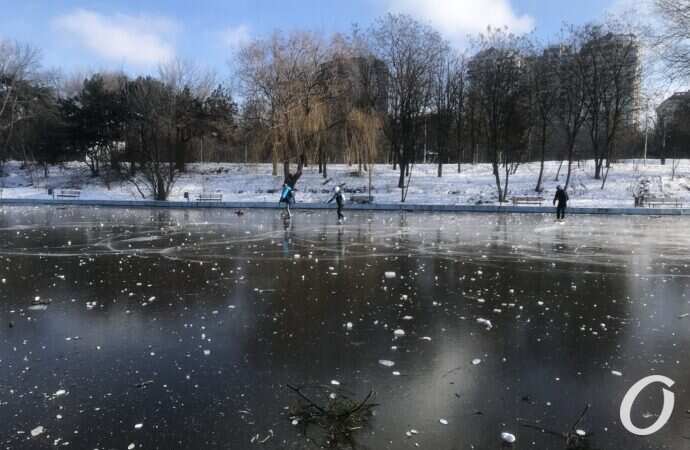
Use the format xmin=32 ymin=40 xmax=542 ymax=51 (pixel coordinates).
xmin=52 ymin=189 xmax=81 ymax=199
xmin=350 ymin=195 xmax=373 ymax=204
xmin=196 ymin=191 xmax=223 ymax=202
xmin=511 ymin=196 xmax=544 ymax=206
xmin=643 ymin=196 xmax=683 ymax=208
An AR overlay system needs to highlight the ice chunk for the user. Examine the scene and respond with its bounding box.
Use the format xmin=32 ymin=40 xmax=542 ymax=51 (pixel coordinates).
xmin=501 ymin=432 xmax=516 ymax=444
xmin=611 ymin=370 xmax=623 ymax=376
xmin=28 ymin=304 xmax=48 ymax=311
xmin=203 ymin=349 xmax=211 ymax=356
xmin=393 ymin=329 xmax=406 ymax=337
xmin=476 ymin=318 xmax=493 ymax=330
xmin=575 ymin=429 xmax=586 ymax=436
xmin=134 ymin=423 xmax=143 ymax=430
xmin=31 ymin=426 xmax=44 ymax=437
xmin=439 ymin=418 xmax=448 ymax=425
xmin=378 ymin=360 xmax=395 ymax=367
xmin=345 ymin=322 xmax=353 ymax=330
xmin=330 ymin=380 xmax=340 ymax=386
xmin=384 ymin=272 xmax=396 ymax=279
xmin=472 ymin=358 xmax=482 ymax=366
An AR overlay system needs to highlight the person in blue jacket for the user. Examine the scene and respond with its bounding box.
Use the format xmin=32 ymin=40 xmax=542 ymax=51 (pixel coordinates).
xmin=328 ymin=186 xmax=345 ymax=221
xmin=279 ymin=157 xmax=304 ymax=218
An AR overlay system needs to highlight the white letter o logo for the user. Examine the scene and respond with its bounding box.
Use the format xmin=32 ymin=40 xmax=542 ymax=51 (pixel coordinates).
xmin=620 ymin=375 xmax=675 ymax=436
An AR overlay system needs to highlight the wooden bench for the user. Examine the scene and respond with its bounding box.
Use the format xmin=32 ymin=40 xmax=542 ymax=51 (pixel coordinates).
xmin=350 ymin=195 xmax=373 ymax=204
xmin=644 ymin=196 xmax=683 ymax=208
xmin=512 ymin=196 xmax=544 ymax=206
xmin=53 ymin=189 xmax=81 ymax=199
xmin=196 ymin=192 xmax=223 ymax=202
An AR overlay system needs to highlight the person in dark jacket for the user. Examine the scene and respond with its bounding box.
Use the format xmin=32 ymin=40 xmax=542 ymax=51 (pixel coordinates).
xmin=553 ymin=185 xmax=569 ymax=220
xmin=328 ymin=186 xmax=345 ymax=221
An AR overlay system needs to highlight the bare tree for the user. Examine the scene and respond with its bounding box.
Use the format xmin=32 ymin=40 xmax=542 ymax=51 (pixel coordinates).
xmin=450 ymin=54 xmax=468 ymax=173
xmin=468 ymin=28 xmax=530 ymax=202
xmin=236 ymin=31 xmax=328 ymax=177
xmin=159 ymin=58 xmax=216 ymax=99
xmin=552 ymin=29 xmax=589 ymax=190
xmin=370 ymin=14 xmax=446 ymax=198
xmin=124 ymin=77 xmax=178 ymax=201
xmin=431 ymin=45 xmax=454 ymax=177
xmin=579 ymin=23 xmax=641 ymax=186
xmin=653 ymin=0 xmax=690 ymax=81
xmin=526 ymin=44 xmax=558 ymax=192
xmin=0 ymin=40 xmax=41 ymax=164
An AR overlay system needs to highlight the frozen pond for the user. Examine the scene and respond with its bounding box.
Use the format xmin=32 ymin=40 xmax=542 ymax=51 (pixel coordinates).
xmin=2 ymin=206 xmax=690 ymax=449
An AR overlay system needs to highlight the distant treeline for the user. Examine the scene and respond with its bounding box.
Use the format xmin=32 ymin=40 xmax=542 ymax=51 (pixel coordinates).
xmin=2 ymin=3 xmax=690 ymax=200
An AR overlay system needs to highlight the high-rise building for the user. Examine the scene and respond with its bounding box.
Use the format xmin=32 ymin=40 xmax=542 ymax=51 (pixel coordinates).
xmin=580 ymin=32 xmax=641 ymax=128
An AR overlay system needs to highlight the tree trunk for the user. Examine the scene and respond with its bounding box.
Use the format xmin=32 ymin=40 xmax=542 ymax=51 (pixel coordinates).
xmin=503 ymin=164 xmax=510 ymax=202
xmin=156 ymin=177 xmax=166 ymax=201
xmin=175 ymin=129 xmax=186 ymax=172
xmin=492 ymin=161 xmax=503 ymax=203
xmin=398 ymin=160 xmax=406 ymax=189
xmin=565 ymin=143 xmax=575 ymax=190
xmin=536 ymin=128 xmax=546 ymax=192
xmin=594 ymin=158 xmax=602 ymax=180
xmin=601 ymin=165 xmax=610 ymax=189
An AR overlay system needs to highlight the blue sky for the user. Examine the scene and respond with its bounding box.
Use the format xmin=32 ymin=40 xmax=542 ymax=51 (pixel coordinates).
xmin=0 ymin=0 xmax=625 ymax=76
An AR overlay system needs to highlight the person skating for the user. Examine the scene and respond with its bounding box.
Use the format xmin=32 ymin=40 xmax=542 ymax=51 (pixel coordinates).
xmin=279 ymin=183 xmax=295 ymax=218
xmin=328 ymin=186 xmax=345 ymax=221
xmin=553 ymin=185 xmax=569 ymax=221
xmin=278 ymin=157 xmax=304 ymax=219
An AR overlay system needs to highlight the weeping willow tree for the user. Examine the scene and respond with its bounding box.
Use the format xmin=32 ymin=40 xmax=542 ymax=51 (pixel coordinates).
xmin=236 ymin=31 xmax=328 ymax=177
xmin=346 ymin=108 xmax=382 ymax=201
xmin=291 ymin=99 xmax=330 ymax=173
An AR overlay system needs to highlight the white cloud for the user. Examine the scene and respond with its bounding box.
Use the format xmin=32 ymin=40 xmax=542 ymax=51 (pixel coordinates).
xmin=53 ymin=9 xmax=177 ymax=67
xmin=220 ymin=24 xmax=251 ymax=50
xmin=386 ymin=0 xmax=535 ymax=46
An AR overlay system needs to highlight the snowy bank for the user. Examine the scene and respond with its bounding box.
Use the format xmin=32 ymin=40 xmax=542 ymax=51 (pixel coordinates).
xmin=2 ymin=159 xmax=690 ymax=208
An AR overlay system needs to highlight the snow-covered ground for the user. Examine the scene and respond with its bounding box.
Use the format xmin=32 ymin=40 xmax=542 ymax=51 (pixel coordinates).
xmin=2 ymin=159 xmax=690 ymax=207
